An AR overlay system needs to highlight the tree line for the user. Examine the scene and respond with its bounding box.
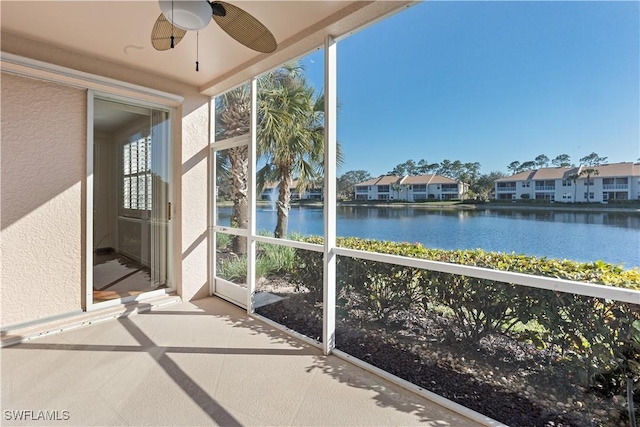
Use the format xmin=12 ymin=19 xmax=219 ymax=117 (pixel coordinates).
xmin=507 ymin=152 xmax=608 ymax=174
xmin=337 ymin=152 xmax=614 ymax=201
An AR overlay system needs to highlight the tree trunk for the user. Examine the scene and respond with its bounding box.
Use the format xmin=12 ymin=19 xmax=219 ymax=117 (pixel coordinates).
xmin=229 ymin=146 xmax=248 ymax=254
xmin=274 ymin=172 xmax=291 ymax=238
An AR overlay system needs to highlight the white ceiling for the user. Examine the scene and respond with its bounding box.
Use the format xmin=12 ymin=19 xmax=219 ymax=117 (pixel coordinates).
xmin=0 ymin=1 xmax=363 ymax=91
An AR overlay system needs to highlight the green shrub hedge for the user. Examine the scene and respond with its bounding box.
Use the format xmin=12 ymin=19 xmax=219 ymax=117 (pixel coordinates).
xmin=289 ymin=236 xmax=640 ymax=393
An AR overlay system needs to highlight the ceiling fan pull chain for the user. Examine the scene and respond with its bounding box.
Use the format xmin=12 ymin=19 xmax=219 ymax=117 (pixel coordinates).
xmin=170 ymin=0 xmax=175 ymax=48
xmin=196 ymin=31 xmax=200 ymax=71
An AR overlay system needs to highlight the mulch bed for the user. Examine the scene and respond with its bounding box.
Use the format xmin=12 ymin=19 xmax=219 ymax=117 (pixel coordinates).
xmin=256 ymin=288 xmax=634 ymax=427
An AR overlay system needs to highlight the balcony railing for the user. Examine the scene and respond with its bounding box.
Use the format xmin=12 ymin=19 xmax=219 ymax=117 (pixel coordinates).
xmin=331 ymin=253 xmax=637 ymax=427
xmin=535 ymin=186 xmax=555 ymax=191
xmin=603 ymin=184 xmax=628 ymax=190
xmin=496 ymin=187 xmax=516 ymax=192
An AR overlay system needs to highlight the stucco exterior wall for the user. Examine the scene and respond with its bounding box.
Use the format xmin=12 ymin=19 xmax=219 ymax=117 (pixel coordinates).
xmin=2 ymin=35 xmax=212 ymax=324
xmin=0 ymin=34 xmax=215 ymax=325
xmin=177 ymin=97 xmax=211 ymax=302
xmin=1 ymin=73 xmax=86 ymax=326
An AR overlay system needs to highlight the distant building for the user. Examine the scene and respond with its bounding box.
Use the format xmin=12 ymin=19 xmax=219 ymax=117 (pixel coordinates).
xmin=494 ymin=162 xmax=640 ymax=202
xmin=260 ymin=179 xmax=323 ymax=201
xmin=354 ymin=175 xmax=468 ymax=201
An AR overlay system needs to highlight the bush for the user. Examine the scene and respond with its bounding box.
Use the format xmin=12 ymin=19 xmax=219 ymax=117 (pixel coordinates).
xmin=285 ymin=236 xmax=640 ymax=398
xmin=216 ymin=233 xmax=232 ymax=249
xmin=294 ymin=237 xmax=640 ymax=386
xmin=288 ymin=243 xmax=323 ymax=298
xmin=258 ymin=242 xmax=297 ymax=276
xmin=216 ymin=255 xmax=248 ymax=282
xmin=339 ymin=258 xmax=425 ymax=321
xmin=217 ymin=237 xmax=300 ymax=283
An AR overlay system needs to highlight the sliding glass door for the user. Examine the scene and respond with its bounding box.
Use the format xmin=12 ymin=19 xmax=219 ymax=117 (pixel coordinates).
xmin=92 ymin=97 xmax=171 ymax=304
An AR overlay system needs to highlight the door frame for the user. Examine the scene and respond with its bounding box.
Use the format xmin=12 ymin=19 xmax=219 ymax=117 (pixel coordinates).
xmin=209 ymin=134 xmax=253 ymax=308
xmin=85 ymin=90 xmax=176 ymax=311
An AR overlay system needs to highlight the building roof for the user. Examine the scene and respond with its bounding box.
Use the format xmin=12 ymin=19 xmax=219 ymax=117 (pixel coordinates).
xmin=529 ymin=167 xmax=581 ymax=180
xmin=402 ymin=175 xmax=434 ymax=185
xmin=356 ymin=176 xmax=403 ymax=186
xmin=356 ymin=174 xmax=459 ymax=187
xmin=403 ymin=175 xmax=459 ymax=185
xmin=263 ymin=179 xmax=323 ymax=190
xmin=593 ymin=162 xmax=639 ymax=177
xmin=495 ymin=171 xmax=536 ymax=182
xmin=426 ymin=176 xmax=459 ymax=185
xmin=495 ymin=162 xmax=640 ymax=182
xmin=262 ymin=179 xmax=297 ymax=190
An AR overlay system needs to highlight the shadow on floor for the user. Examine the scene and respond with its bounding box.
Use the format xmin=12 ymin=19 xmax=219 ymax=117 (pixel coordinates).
xmin=6 ymin=297 xmax=473 ymax=426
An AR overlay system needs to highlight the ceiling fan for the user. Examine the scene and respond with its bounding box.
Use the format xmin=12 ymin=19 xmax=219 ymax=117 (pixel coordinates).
xmin=151 ymin=1 xmax=277 ymax=59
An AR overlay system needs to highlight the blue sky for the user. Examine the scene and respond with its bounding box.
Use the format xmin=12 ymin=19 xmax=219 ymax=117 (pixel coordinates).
xmin=300 ymin=1 xmax=639 ymax=177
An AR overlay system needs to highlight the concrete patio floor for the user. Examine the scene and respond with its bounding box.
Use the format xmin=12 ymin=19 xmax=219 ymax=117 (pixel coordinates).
xmin=1 ymin=297 xmax=483 ymax=426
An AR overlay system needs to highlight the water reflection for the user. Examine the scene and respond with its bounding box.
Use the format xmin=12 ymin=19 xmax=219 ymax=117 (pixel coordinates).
xmin=482 ymin=209 xmax=640 ymax=228
xmin=339 ymin=206 xmax=640 ymax=229
xmin=216 ymin=205 xmax=640 ymax=268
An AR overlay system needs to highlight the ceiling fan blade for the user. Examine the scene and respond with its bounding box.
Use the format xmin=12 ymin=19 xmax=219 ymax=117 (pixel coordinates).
xmin=211 ymin=2 xmax=277 ymax=53
xmin=151 ymin=13 xmax=187 ymax=51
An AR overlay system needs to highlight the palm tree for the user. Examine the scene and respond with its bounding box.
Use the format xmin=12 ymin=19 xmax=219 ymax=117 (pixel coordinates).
xmin=256 ymin=64 xmax=326 ymax=238
xmin=216 ymin=85 xmax=250 ymax=254
xmin=216 ymin=63 xmax=338 ymax=239
xmin=566 ymin=173 xmax=580 ymax=203
xmin=391 ymin=182 xmax=404 ymax=201
xmin=580 ymin=168 xmax=599 ymax=203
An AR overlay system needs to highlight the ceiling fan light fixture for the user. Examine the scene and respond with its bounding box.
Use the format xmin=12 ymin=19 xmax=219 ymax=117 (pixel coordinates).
xmin=152 ymin=0 xmax=278 ymax=54
xmin=159 ymin=0 xmax=211 ymax=31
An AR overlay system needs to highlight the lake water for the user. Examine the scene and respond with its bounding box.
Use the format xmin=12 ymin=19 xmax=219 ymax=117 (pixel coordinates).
xmin=217 ymin=206 xmax=640 ymax=269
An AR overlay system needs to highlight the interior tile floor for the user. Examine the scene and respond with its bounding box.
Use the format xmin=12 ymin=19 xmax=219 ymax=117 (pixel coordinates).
xmin=93 ymin=251 xmax=165 ymax=302
xmin=1 ymin=297 xmax=483 ymax=426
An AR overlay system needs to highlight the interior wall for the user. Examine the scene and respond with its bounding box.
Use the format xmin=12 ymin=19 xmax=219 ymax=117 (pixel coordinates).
xmin=1 ymin=72 xmax=86 ymax=326
xmin=112 ymin=115 xmax=152 ymax=265
xmin=93 ymin=132 xmax=115 ymax=251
